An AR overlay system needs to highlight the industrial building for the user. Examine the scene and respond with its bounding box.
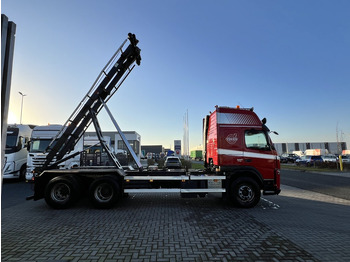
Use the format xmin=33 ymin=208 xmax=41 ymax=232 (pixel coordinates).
xmin=84 ymin=131 xmax=141 ymax=159
xmin=274 ymin=142 xmax=347 ymax=155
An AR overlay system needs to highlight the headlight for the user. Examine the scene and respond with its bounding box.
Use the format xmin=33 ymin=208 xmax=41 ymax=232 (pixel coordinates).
xmin=4 ymin=161 xmax=15 ymax=173
xmin=3 ymin=157 xmax=7 ymax=169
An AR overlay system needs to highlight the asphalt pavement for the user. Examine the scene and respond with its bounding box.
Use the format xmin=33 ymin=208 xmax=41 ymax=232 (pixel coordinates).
xmin=1 ymin=169 xmax=350 ymax=262
xmin=281 ymin=169 xmax=350 ymax=200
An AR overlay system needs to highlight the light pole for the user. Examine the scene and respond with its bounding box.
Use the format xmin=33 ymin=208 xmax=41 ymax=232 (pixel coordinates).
xmin=18 ymin=92 xmax=27 ymax=124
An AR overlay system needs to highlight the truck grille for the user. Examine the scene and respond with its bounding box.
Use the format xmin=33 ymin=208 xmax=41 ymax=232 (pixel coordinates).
xmin=32 ymin=155 xmax=57 ymax=167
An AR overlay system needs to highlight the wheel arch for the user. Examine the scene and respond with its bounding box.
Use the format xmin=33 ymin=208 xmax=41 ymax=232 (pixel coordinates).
xmin=225 ymin=167 xmax=264 ymax=189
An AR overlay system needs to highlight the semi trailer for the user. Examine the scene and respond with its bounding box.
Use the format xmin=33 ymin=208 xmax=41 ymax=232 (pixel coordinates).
xmin=27 ymin=33 xmax=280 ymax=209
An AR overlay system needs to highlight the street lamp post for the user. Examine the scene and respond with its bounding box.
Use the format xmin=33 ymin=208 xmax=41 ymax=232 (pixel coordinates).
xmin=18 ymin=92 xmax=27 ymax=124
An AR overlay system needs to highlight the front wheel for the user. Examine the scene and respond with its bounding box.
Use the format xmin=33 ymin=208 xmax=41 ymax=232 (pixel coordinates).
xmin=19 ymin=165 xmax=26 ymax=181
xmin=89 ymin=177 xmax=121 ymax=209
xmin=230 ymin=177 xmax=261 ymax=208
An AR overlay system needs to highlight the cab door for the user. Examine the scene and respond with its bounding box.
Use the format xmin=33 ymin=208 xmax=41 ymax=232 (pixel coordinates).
xmin=217 ymin=127 xmax=244 ymax=166
xmin=243 ymin=129 xmax=276 ymax=180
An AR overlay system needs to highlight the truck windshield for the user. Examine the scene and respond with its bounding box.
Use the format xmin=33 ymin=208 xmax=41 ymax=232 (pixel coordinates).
xmin=30 ymin=139 xmax=56 ymax=153
xmin=245 ymin=130 xmax=269 ymax=150
xmin=5 ymin=132 xmax=19 ymax=153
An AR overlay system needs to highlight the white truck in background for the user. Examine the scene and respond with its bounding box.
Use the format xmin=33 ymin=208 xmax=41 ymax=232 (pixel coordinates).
xmin=26 ymin=125 xmax=83 ymax=181
xmin=3 ymin=124 xmax=34 ymax=180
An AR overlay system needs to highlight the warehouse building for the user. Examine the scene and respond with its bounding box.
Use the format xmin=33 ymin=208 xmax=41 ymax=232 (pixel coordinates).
xmin=274 ymin=142 xmax=347 ymax=155
xmin=84 ymin=131 xmax=141 ymax=159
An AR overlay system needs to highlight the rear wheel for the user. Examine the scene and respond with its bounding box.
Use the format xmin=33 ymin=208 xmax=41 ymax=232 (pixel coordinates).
xmin=230 ymin=177 xmax=261 ymax=208
xmin=44 ymin=176 xmax=80 ymax=209
xmin=89 ymin=177 xmax=120 ymax=209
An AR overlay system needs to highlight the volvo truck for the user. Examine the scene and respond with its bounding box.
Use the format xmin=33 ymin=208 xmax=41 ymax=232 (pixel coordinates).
xmin=27 ymin=33 xmax=280 ymax=209
xmin=3 ymin=124 xmax=33 ymax=179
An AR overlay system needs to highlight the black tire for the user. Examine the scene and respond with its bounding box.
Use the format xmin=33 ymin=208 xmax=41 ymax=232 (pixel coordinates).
xmin=230 ymin=177 xmax=261 ymax=208
xmin=89 ymin=177 xmax=120 ymax=209
xmin=44 ymin=176 xmax=80 ymax=209
xmin=19 ymin=165 xmax=26 ymax=181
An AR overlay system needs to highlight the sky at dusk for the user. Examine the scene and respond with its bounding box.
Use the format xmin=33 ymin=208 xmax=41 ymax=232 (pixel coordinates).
xmin=2 ymin=0 xmax=350 ymax=150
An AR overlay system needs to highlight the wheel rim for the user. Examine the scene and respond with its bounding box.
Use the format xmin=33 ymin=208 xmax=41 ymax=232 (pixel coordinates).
xmin=238 ymin=184 xmax=254 ymax=202
xmin=94 ymin=183 xmax=114 ymax=202
xmin=51 ymin=183 xmax=71 ymax=203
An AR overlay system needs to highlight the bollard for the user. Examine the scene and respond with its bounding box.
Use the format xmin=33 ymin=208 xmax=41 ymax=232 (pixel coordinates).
xmin=339 ymin=155 xmax=343 ymax=172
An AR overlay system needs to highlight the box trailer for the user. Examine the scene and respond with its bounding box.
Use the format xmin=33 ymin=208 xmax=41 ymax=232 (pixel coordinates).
xmin=190 ymin=150 xmax=203 ymax=161
xmin=304 ymin=149 xmax=328 ymax=156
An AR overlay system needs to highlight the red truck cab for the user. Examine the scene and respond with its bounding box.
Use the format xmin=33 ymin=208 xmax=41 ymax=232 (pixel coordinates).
xmin=203 ymin=106 xmax=280 ymax=207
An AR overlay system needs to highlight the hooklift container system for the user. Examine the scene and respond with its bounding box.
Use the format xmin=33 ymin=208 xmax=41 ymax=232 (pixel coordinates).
xmin=27 ymin=33 xmax=280 ymax=209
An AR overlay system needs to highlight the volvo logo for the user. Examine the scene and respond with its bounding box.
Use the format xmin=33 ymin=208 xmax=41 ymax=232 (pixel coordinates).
xmin=225 ymin=133 xmax=238 ymax=145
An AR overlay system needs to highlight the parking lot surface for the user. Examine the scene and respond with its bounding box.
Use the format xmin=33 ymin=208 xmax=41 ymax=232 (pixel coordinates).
xmin=2 ymin=181 xmax=350 ymax=262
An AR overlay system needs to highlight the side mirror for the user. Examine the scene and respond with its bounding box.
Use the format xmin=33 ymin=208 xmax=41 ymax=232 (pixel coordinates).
xmin=27 ymin=141 xmax=31 ymax=151
xmin=21 ymin=137 xmax=27 ymax=149
xmin=17 ymin=136 xmax=23 ymax=150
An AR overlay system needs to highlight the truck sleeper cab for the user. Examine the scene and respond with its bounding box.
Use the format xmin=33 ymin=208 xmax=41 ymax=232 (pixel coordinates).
xmin=203 ymin=106 xmax=281 ymax=207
